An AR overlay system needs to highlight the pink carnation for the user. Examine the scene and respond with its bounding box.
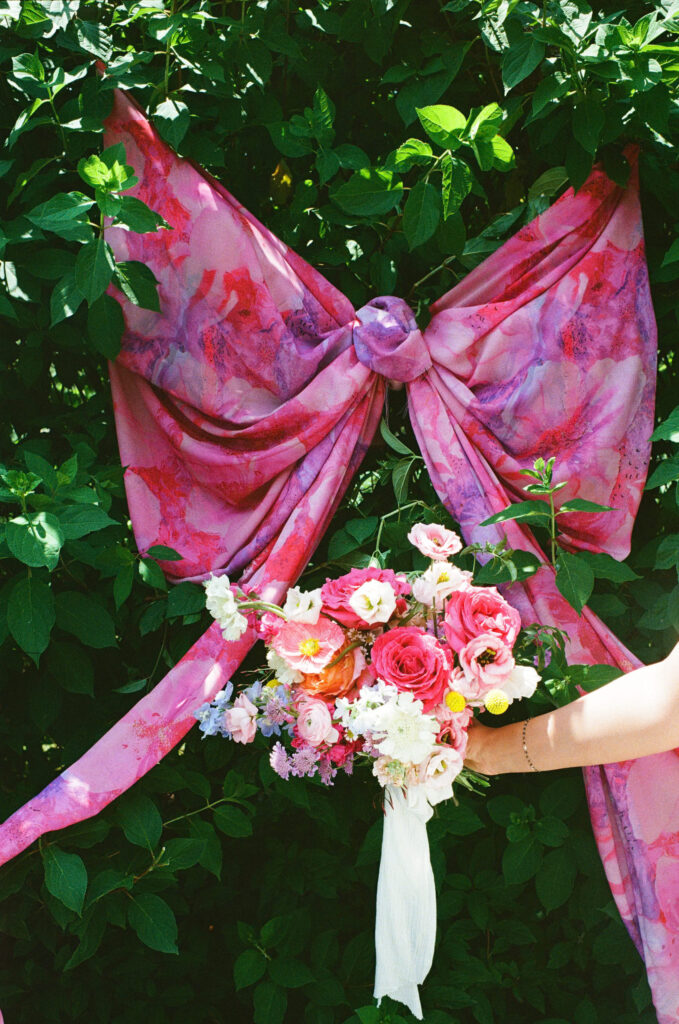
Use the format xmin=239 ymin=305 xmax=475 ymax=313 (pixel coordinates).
xmin=271 ymin=615 xmax=344 ymax=672
xmin=434 ymin=702 xmax=473 ymax=752
xmin=408 ymin=522 xmax=463 ymax=560
xmin=458 ymin=633 xmax=515 ymax=698
xmin=370 ymin=626 xmax=451 ymax=712
xmin=257 ymin=611 xmax=284 ymax=644
xmin=321 ymin=567 xmax=411 ymax=628
xmin=444 ymin=585 xmax=521 ymax=652
xmin=224 ymin=693 xmax=258 ymax=744
xmin=295 ymin=696 xmax=339 ymax=747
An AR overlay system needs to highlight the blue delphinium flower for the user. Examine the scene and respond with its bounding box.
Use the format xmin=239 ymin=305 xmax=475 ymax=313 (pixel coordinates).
xmin=194 ymin=682 xmax=234 ymax=739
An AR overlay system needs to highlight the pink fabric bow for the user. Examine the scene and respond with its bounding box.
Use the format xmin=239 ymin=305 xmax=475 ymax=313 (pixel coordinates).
xmin=1 ymin=85 xmax=675 ymax=1022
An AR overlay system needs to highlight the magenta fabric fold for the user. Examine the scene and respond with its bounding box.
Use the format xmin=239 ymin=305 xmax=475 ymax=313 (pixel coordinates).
xmin=0 ymin=86 xmax=674 ymax=1019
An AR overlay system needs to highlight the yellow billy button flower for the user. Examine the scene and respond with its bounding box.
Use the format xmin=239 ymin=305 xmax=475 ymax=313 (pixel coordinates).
xmin=484 ymin=689 xmax=510 ymax=715
xmin=299 ymin=637 xmax=321 ymax=657
xmin=445 ymin=690 xmax=467 ymax=713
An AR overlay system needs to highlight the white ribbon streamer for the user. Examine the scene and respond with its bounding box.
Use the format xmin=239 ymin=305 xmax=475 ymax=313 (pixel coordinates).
xmin=373 ymin=781 xmax=452 ymax=1019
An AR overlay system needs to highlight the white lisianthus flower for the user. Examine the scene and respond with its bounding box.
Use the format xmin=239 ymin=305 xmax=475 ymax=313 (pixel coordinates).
xmin=335 ymin=679 xmax=398 ymax=735
xmin=282 ymin=586 xmax=322 ymax=624
xmin=348 ymin=579 xmax=397 ymax=625
xmin=502 ymin=664 xmax=540 ymax=702
xmin=370 ymin=691 xmax=439 ymax=765
xmin=266 ymin=649 xmax=303 ymax=686
xmin=204 ymin=573 xmax=249 ymax=641
xmin=412 ymin=562 xmax=472 ymax=606
xmin=419 ymin=745 xmax=464 ymax=802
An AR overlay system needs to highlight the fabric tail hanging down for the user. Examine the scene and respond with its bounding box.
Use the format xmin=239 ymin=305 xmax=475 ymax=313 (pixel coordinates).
xmin=0 ymin=87 xmax=405 ymax=864
xmin=410 ymin=154 xmax=679 ymax=1024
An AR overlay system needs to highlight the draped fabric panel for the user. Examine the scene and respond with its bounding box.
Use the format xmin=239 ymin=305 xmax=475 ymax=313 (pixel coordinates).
xmin=1 ymin=86 xmax=675 ymax=1020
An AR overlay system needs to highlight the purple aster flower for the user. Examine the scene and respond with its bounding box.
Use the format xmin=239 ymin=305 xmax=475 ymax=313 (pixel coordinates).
xmin=270 ymin=741 xmax=291 ymax=780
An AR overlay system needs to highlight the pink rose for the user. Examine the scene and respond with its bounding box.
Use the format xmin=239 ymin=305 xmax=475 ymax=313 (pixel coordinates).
xmin=458 ymin=633 xmax=515 ymax=698
xmin=370 ymin=626 xmax=451 ymax=712
xmin=271 ymin=615 xmax=344 ymax=672
xmin=224 ymin=693 xmax=258 ymax=744
xmin=295 ymin=696 xmax=339 ymax=747
xmin=444 ymin=585 xmax=521 ymax=652
xmin=408 ymin=522 xmax=463 ymax=560
xmin=321 ymin=567 xmax=411 ymax=628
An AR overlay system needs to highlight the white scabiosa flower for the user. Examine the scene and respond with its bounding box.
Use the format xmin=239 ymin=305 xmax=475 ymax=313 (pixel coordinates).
xmin=347 ymin=579 xmax=397 ymax=624
xmin=370 ymin=691 xmax=439 ymax=765
xmin=282 ymin=586 xmax=322 ymax=624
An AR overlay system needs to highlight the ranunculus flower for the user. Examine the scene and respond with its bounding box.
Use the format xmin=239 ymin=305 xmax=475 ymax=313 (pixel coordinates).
xmin=224 ymin=693 xmax=258 ymax=744
xmin=412 ymin=561 xmax=472 ymax=606
xmin=408 ymin=522 xmax=462 ymax=560
xmin=444 ymin=585 xmax=521 ymax=652
xmin=321 ymin=567 xmax=410 ymax=628
xmin=458 ymin=633 xmax=515 ymax=698
xmin=271 ymin=615 xmax=344 ymax=672
xmin=295 ymin=696 xmax=339 ymax=747
xmin=348 ymin=579 xmax=397 ymax=625
xmin=283 ymin=586 xmax=322 ymax=624
xmin=371 ymin=626 xmax=451 ymax=711
xmin=299 ymin=642 xmax=366 ymax=701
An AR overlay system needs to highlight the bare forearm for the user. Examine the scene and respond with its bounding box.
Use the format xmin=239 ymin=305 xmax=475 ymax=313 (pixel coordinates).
xmin=469 ymin=643 xmax=679 ymax=774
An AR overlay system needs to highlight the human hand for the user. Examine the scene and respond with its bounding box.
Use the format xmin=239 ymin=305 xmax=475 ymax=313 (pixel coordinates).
xmin=464 ymin=719 xmax=510 ymax=776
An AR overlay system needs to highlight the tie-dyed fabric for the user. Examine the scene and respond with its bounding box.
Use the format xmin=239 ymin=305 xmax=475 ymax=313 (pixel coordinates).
xmin=0 ymin=86 xmax=673 ymax=1019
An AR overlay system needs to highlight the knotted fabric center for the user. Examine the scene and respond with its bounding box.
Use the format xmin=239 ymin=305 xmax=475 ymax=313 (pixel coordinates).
xmin=352 ymin=296 xmax=432 ymax=383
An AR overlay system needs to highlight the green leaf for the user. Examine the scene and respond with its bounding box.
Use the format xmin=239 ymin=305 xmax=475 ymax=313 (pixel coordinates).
xmin=50 ymin=272 xmax=84 ymax=326
xmin=574 ymin=551 xmax=640 ymax=582
xmin=558 ymin=498 xmax=613 ymax=514
xmin=166 ymin=582 xmax=206 ymax=617
xmin=441 ymin=155 xmax=472 ymax=217
xmin=147 ymin=544 xmax=183 ymax=560
xmin=392 ymin=458 xmax=413 ymax=505
xmin=113 ymin=564 xmax=135 ymax=609
xmin=7 ymin=576 xmax=55 ymax=659
xmin=379 ymin=418 xmax=415 ymax=456
xmin=652 ymin=534 xmax=679 ymax=570
xmin=392 ymin=138 xmax=433 ymax=171
xmin=402 ymin=180 xmax=440 ymax=249
xmin=234 ymin=949 xmax=267 ymax=990
xmin=416 ymin=104 xmax=466 ymax=148
xmin=331 ymin=168 xmax=403 ymax=216
xmin=567 ymin=663 xmax=622 ymax=692
xmin=75 ymin=239 xmax=116 ymax=305
xmin=555 ymin=551 xmax=594 ymax=615
xmin=253 ymin=981 xmax=287 ymax=1024
xmin=528 ymin=167 xmax=568 ymax=201
xmin=268 ymin=958 xmax=316 ymax=988
xmin=45 ymin=641 xmax=94 ymax=696
xmin=114 ymin=260 xmax=161 ymax=311
xmin=214 ymin=805 xmax=253 ymax=838
xmin=480 ymin=500 xmax=552 ymax=527
xmin=116 ymin=793 xmax=163 ymax=850
xmin=536 ymin=847 xmax=577 ymax=911
xmin=128 ymin=894 xmax=178 ymax=954
xmin=55 ymin=591 xmax=117 ymax=648
xmin=163 ymin=838 xmax=205 ymax=870
xmin=572 ymin=99 xmax=604 ymax=155
xmin=565 ymin=141 xmax=593 ymax=193
xmin=116 ymin=196 xmax=169 ymax=234
xmin=502 ymin=836 xmax=543 ymax=885
xmin=502 ymin=36 xmax=545 ymax=90
xmin=6 ymin=512 xmax=64 ymax=569
xmin=27 ymin=191 xmax=94 ymax=232
xmin=42 ymin=846 xmax=87 ymax=915
xmin=87 ymin=293 xmax=125 ymax=359
xmin=474 ymin=549 xmax=542 ymax=585
xmin=153 ymin=98 xmax=190 ymax=148
xmin=58 ymin=504 xmax=117 ymax=540
xmin=651 ymin=406 xmax=679 ymax=442
xmin=139 ymin=557 xmax=168 ymax=590
xmin=468 ymin=103 xmax=503 ymax=140
xmin=538 ymin=777 xmax=582 ymax=820
xmin=534 ymin=816 xmax=570 ymax=848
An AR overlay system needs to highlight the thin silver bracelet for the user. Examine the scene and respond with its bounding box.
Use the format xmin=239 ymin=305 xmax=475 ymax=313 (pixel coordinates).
xmin=522 ymin=718 xmax=540 ymax=773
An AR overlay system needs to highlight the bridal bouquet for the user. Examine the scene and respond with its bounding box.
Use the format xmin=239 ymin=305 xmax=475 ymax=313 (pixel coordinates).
xmin=196 ymin=522 xmax=541 ymax=1018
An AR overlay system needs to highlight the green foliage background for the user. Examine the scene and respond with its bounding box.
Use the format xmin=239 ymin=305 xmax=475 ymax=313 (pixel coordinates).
xmin=1 ymin=1 xmax=679 ymax=1021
